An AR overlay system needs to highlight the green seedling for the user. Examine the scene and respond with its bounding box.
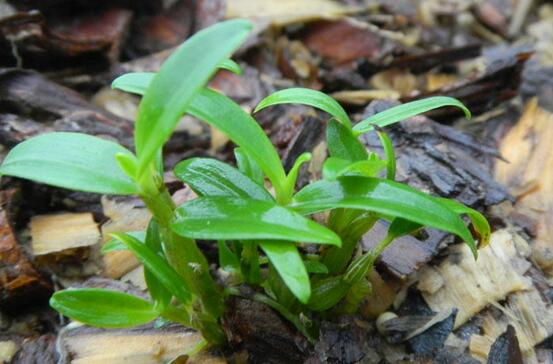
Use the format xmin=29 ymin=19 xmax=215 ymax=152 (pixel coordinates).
xmin=0 ymin=18 xmax=490 ymax=348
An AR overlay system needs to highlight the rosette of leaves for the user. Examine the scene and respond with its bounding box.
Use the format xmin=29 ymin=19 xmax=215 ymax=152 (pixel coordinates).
xmin=0 ymin=18 xmax=490 ymax=347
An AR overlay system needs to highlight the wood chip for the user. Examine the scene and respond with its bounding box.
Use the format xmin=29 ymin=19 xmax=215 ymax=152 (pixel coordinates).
xmin=469 ymin=288 xmax=553 ymax=362
xmin=30 ymin=213 xmax=100 ymax=256
xmin=417 ymin=229 xmax=533 ymax=327
xmin=57 ymin=323 xmax=224 ymax=364
xmin=495 ymin=98 xmax=553 ymax=280
xmin=0 ymin=341 xmax=18 ymax=363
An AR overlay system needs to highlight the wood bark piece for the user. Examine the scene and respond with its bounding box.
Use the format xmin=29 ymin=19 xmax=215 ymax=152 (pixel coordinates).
xmin=12 ymin=334 xmax=58 ymax=364
xmin=417 ymin=229 xmax=532 ymax=328
xmin=494 ymin=98 xmax=553 ymax=280
xmin=57 ymin=323 xmax=223 ymax=364
xmin=30 ymin=212 xmax=100 ymax=256
xmin=0 ymin=189 xmax=52 ymax=310
xmin=100 ymin=196 xmax=151 ymax=279
xmin=0 ymin=69 xmax=134 ymax=148
xmin=0 ymin=8 xmax=132 ymax=71
xmin=485 ymin=325 xmax=523 ymax=364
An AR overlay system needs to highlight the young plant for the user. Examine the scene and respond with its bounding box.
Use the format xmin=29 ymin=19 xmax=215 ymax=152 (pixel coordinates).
xmin=0 ymin=18 xmax=490 ymax=348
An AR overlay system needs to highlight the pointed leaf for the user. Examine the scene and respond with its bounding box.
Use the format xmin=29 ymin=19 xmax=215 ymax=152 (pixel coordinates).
xmin=187 ymin=88 xmax=287 ymax=196
xmin=50 ymin=288 xmax=158 ymax=328
xmin=174 ymin=158 xmax=272 ymax=201
xmin=110 ymin=233 xmax=192 ymax=305
xmin=322 ymin=157 xmax=386 ymax=180
xmin=291 ymin=176 xmax=475 ymax=250
xmin=0 ymin=132 xmax=137 ymax=195
xmin=134 ymin=19 xmax=252 ymax=175
xmin=353 ymin=96 xmax=471 ymax=135
xmin=255 ymin=88 xmax=352 ymax=128
xmin=259 ymin=241 xmax=310 ymax=304
xmin=436 ymin=197 xmax=490 ymax=248
xmin=172 ymin=197 xmax=341 ymax=246
xmin=111 ymin=60 xmax=242 ymax=95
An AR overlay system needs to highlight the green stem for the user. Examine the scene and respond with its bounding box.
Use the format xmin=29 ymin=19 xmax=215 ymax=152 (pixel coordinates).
xmin=140 ymin=181 xmax=225 ymax=345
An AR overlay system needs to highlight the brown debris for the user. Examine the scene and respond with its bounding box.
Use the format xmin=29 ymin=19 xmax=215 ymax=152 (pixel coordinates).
xmin=0 ymin=69 xmax=133 ymax=148
xmin=223 ymin=296 xmax=309 ymax=364
xmin=0 ymin=8 xmax=132 ymax=71
xmin=300 ymin=20 xmax=387 ymax=66
xmin=0 ymin=189 xmax=52 ymax=311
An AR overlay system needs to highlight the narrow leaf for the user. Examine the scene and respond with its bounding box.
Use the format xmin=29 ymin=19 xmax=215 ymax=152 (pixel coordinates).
xmin=255 ymin=88 xmax=352 ymax=129
xmin=50 ymin=288 xmax=158 ymax=328
xmin=0 ymin=132 xmax=137 ymax=195
xmin=187 ymin=88 xmax=287 ymax=196
xmin=326 ymin=119 xmax=367 ymax=161
xmin=218 ymin=241 xmax=241 ymax=273
xmin=353 ymin=96 xmax=471 ymax=135
xmin=291 ymin=176 xmax=475 ymax=251
xmin=172 ymin=197 xmax=341 ymax=246
xmin=304 ymin=260 xmax=329 ymax=274
xmin=134 ymin=19 xmax=252 ymax=175
xmin=111 ymin=59 xmax=242 ymax=95
xmin=322 ymin=157 xmax=386 ymax=180
xmin=174 ymin=158 xmax=272 ymax=201
xmin=375 ymin=129 xmax=396 ymax=180
xmin=259 ymin=241 xmax=311 ymax=304
xmin=110 ymin=233 xmax=192 ymax=305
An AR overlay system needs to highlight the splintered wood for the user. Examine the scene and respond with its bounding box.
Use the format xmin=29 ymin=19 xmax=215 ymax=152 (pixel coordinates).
xmin=58 ymin=324 xmax=224 ymax=364
xmin=417 ymin=229 xmax=532 ymax=327
xmin=495 ymin=98 xmax=553 ymax=280
xmin=30 ymin=213 xmax=100 ymax=256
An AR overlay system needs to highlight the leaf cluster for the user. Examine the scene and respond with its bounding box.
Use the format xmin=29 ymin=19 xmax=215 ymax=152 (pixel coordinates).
xmin=0 ymin=19 xmax=489 ymax=346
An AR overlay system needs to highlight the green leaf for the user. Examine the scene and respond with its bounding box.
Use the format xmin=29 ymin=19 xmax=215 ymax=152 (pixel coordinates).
xmin=217 ymin=59 xmax=242 ymax=75
xmin=50 ymin=288 xmax=158 ymax=328
xmin=436 ymin=198 xmax=490 ymax=248
xmin=255 ymin=88 xmax=352 ymax=129
xmin=304 ymin=260 xmax=329 ymax=274
xmin=283 ymin=152 xmax=311 ymax=199
xmin=172 ymin=197 xmax=341 ymax=246
xmin=0 ymin=132 xmax=137 ymax=195
xmin=291 ymin=176 xmax=476 ymax=253
xmin=144 ymin=220 xmax=172 ymax=309
xmin=134 ymin=19 xmax=252 ymax=176
xmin=174 ymin=158 xmax=273 ymax=201
xmin=322 ymin=157 xmax=387 ymax=180
xmin=259 ymin=241 xmax=310 ymax=304
xmin=375 ymin=129 xmax=396 ymax=180
xmin=110 ymin=233 xmax=192 ymax=305
xmin=187 ymin=88 xmax=287 ymax=197
xmin=218 ymin=241 xmax=241 ymax=274
xmin=353 ymin=96 xmax=471 ymax=135
xmin=111 ymin=60 xmax=242 ymax=95
xmin=326 ymin=119 xmax=368 ymax=161
xmin=102 ymin=231 xmax=146 ymax=253
xmin=234 ymin=147 xmax=264 ymax=186
xmin=307 ymin=276 xmax=350 ymax=311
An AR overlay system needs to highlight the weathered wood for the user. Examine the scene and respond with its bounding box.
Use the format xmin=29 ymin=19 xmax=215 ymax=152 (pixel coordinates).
xmin=418 ymin=229 xmax=532 ymax=328
xmin=0 ymin=69 xmax=133 ymax=148
xmin=494 ymin=98 xmax=553 ymax=280
xmin=57 ymin=323 xmax=223 ymax=364
xmin=486 ymin=325 xmax=523 ymax=364
xmin=0 ymin=189 xmax=52 ymax=311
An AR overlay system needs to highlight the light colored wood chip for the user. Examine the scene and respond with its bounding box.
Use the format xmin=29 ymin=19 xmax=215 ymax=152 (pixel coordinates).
xmin=418 ymin=229 xmax=532 ymax=327
xmin=121 ymin=265 xmax=147 ymax=291
xmin=30 ymin=213 xmax=100 ymax=256
xmin=495 ymin=98 xmax=553 ymax=280
xmin=58 ymin=324 xmax=225 ymax=364
xmin=0 ymin=341 xmax=18 ymax=363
